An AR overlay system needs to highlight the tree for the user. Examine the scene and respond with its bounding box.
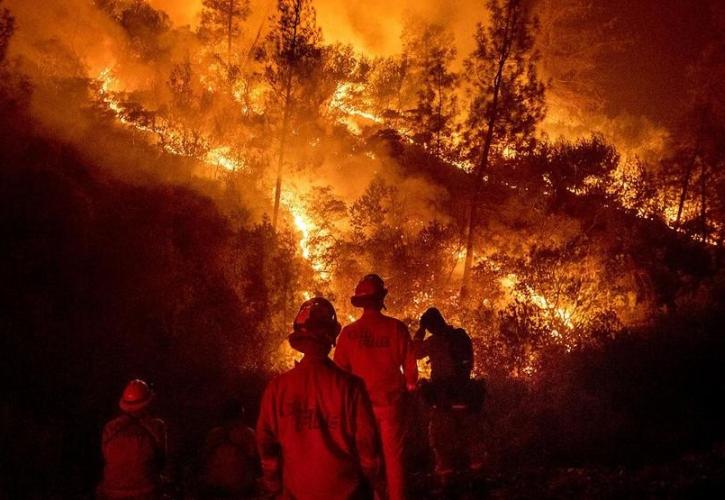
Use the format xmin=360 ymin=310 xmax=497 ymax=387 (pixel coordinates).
xmin=536 ymin=135 xmax=620 ymax=209
xmin=262 ymin=0 xmax=322 ymax=229
xmin=199 ymin=0 xmax=251 ymax=80
xmin=402 ymin=20 xmax=458 ymax=157
xmin=460 ymin=0 xmax=546 ymax=300
xmin=661 ymin=38 xmax=725 ymax=244
xmin=97 ymin=0 xmax=171 ymax=61
xmin=535 ymin=0 xmax=627 ymax=113
xmin=0 ymin=0 xmax=13 ymax=64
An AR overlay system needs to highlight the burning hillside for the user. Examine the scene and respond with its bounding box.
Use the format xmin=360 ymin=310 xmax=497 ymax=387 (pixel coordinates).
xmin=1 ymin=0 xmax=724 ymax=498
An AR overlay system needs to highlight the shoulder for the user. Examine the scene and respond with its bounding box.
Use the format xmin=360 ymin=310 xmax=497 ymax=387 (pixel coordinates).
xmin=103 ymin=414 xmax=130 ymax=435
xmin=327 ymin=359 xmax=364 ymax=387
xmin=265 ymin=371 xmax=288 ymax=391
xmin=340 ymin=319 xmax=360 ymax=335
xmin=387 ymin=316 xmax=409 ymax=335
xmin=454 ymin=328 xmax=471 ymax=340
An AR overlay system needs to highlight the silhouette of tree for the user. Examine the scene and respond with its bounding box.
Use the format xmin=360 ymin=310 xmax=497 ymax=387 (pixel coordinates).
xmin=261 ymin=0 xmax=322 ymax=229
xmin=199 ymin=0 xmax=251 ymax=81
xmin=460 ymin=0 xmax=545 ymax=301
xmin=0 ymin=0 xmax=13 ymax=64
xmin=402 ymin=19 xmax=458 ymax=158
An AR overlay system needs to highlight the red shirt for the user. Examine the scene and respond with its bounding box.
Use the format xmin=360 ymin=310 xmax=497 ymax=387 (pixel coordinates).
xmin=257 ymin=355 xmax=379 ymax=499
xmin=99 ymin=414 xmax=166 ymax=498
xmin=334 ymin=310 xmax=418 ymax=407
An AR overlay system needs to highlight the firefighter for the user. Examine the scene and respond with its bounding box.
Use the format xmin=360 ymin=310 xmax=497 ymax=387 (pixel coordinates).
xmin=97 ymin=379 xmax=168 ymax=500
xmin=200 ymin=399 xmax=259 ymax=498
xmin=256 ymin=297 xmax=379 ymax=499
xmin=334 ymin=274 xmax=418 ymax=500
xmin=414 ymin=308 xmax=485 ymax=495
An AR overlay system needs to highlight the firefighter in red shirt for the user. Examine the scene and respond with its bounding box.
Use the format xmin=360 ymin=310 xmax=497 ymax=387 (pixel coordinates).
xmin=334 ymin=274 xmax=418 ymax=500
xmin=97 ymin=379 xmax=168 ymax=500
xmin=257 ymin=297 xmax=379 ymax=499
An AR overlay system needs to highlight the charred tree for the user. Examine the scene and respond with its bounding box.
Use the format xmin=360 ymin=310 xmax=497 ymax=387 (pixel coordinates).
xmin=459 ymin=0 xmax=545 ymax=301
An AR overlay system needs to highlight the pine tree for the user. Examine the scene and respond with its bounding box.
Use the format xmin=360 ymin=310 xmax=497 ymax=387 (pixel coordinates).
xmin=0 ymin=0 xmax=13 ymax=64
xmin=402 ymin=20 xmax=458 ymax=157
xmin=460 ymin=0 xmax=546 ymax=301
xmin=200 ymin=0 xmax=251 ymax=78
xmin=262 ymin=0 xmax=322 ymax=230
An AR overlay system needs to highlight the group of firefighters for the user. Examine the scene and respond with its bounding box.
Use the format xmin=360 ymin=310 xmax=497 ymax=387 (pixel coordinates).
xmin=98 ymin=274 xmax=485 ymax=499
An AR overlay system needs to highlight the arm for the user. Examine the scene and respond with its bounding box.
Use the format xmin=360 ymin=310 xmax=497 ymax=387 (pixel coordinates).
xmin=412 ymin=326 xmax=430 ymax=360
xmin=460 ymin=329 xmax=474 ymax=375
xmin=351 ymin=380 xmax=380 ymax=487
xmin=256 ymin=382 xmax=282 ymax=496
xmin=399 ymin=322 xmax=418 ymax=390
xmin=333 ymin=329 xmax=351 ymax=371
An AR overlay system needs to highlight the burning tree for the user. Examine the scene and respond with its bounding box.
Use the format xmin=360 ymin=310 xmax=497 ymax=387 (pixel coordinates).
xmin=261 ymin=0 xmax=322 ymax=229
xmin=199 ymin=0 xmax=251 ymax=83
xmin=660 ymin=43 xmax=725 ymax=245
xmin=460 ymin=0 xmax=546 ymax=300
xmin=401 ymin=19 xmax=459 ymax=158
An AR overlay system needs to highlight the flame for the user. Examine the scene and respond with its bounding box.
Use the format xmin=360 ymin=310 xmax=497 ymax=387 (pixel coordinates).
xmin=280 ymin=190 xmax=330 ymax=281
xmin=500 ymin=273 xmax=575 ymax=331
xmin=328 ymin=82 xmax=383 ymax=135
xmin=96 ymin=68 xmax=244 ymax=173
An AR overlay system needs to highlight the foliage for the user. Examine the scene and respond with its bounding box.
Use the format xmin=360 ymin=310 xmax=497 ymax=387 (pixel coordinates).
xmin=0 ymin=0 xmax=12 ymax=64
xmin=401 ymin=19 xmax=458 ymax=158
xmin=462 ymin=0 xmax=546 ymax=161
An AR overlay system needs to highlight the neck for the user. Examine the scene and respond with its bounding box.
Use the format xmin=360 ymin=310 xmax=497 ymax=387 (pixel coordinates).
xmin=302 ymin=351 xmax=329 ymax=362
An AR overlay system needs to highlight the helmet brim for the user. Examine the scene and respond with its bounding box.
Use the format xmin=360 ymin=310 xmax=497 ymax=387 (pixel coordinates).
xmin=119 ymin=394 xmax=152 ymax=413
xmin=350 ymin=290 xmax=387 ymax=308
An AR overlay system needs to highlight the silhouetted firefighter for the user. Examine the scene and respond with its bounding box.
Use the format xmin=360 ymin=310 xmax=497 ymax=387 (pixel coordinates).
xmin=199 ymin=399 xmax=260 ymax=497
xmin=257 ymin=297 xmax=379 ymax=499
xmin=97 ymin=379 xmax=168 ymax=500
xmin=414 ymin=308 xmax=486 ymax=496
xmin=334 ymin=274 xmax=418 ymax=500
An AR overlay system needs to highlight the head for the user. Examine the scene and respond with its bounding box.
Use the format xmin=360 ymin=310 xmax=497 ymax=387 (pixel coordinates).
xmin=221 ymin=397 xmax=245 ymax=422
xmin=119 ymin=379 xmax=154 ymax=415
xmin=420 ymin=307 xmax=447 ymax=335
xmin=350 ymin=274 xmax=388 ymax=311
xmin=288 ymin=297 xmax=341 ymax=356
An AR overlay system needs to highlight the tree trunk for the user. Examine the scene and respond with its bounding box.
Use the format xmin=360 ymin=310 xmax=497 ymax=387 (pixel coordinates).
xmin=460 ymin=9 xmax=516 ymax=302
xmin=700 ymin=162 xmax=707 ymax=242
xmin=227 ymin=0 xmax=233 ymax=67
xmin=676 ymin=107 xmax=706 ymax=227
xmin=271 ymin=0 xmax=302 ymax=231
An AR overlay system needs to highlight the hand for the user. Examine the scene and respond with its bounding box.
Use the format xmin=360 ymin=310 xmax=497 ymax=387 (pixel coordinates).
xmin=406 ymin=382 xmax=417 ymax=392
xmin=414 ymin=326 xmax=426 ymax=340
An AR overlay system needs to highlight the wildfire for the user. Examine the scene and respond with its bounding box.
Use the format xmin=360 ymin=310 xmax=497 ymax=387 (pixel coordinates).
xmin=329 ymin=82 xmax=383 ymax=135
xmin=95 ymin=68 xmax=245 ymax=173
xmin=280 ymin=190 xmax=330 ymax=281
xmin=500 ymin=273 xmax=576 ymax=332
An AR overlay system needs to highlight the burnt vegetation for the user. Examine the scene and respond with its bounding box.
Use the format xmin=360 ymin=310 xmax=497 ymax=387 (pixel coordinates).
xmin=1 ymin=0 xmax=724 ymax=497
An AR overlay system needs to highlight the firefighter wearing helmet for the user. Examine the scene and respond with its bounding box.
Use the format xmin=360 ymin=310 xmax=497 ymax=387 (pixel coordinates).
xmin=97 ymin=379 xmax=168 ymax=499
xmin=414 ymin=307 xmax=485 ymax=496
xmin=334 ymin=275 xmax=418 ymax=500
xmin=256 ymin=297 xmax=380 ymax=499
